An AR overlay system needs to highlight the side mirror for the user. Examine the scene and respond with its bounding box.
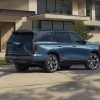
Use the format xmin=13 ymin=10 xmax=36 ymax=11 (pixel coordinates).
xmin=82 ymin=39 xmax=87 ymax=44
xmin=76 ymin=39 xmax=87 ymax=44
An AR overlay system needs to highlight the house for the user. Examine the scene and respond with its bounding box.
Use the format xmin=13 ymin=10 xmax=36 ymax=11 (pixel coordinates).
xmin=0 ymin=0 xmax=100 ymax=57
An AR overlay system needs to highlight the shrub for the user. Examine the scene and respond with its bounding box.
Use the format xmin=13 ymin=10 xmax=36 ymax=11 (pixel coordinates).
xmin=72 ymin=20 xmax=91 ymax=39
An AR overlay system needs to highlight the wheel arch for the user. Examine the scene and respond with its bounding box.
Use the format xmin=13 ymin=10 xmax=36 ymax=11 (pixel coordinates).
xmin=91 ymin=51 xmax=100 ymax=59
xmin=48 ymin=51 xmax=60 ymax=61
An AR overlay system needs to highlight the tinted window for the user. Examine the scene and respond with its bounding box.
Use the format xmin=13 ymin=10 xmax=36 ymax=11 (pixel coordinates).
xmin=37 ymin=0 xmax=46 ymax=14
xmin=54 ymin=32 xmax=71 ymax=43
xmin=35 ymin=31 xmax=53 ymax=42
xmin=86 ymin=0 xmax=92 ymax=16
xmin=69 ymin=32 xmax=82 ymax=43
xmin=96 ymin=1 xmax=100 ymax=20
xmin=53 ymin=22 xmax=63 ymax=30
xmin=9 ymin=32 xmax=33 ymax=43
xmin=41 ymin=21 xmax=52 ymax=30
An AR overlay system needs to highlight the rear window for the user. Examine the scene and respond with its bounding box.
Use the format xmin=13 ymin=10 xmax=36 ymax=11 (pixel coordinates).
xmin=34 ymin=31 xmax=53 ymax=42
xmin=9 ymin=32 xmax=33 ymax=42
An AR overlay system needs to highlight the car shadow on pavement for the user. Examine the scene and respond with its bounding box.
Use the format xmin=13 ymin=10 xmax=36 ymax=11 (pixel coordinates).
xmin=0 ymin=65 xmax=89 ymax=78
xmin=0 ymin=65 xmax=100 ymax=77
xmin=0 ymin=65 xmax=46 ymax=77
xmin=0 ymin=65 xmax=16 ymax=77
xmin=0 ymin=65 xmax=99 ymax=100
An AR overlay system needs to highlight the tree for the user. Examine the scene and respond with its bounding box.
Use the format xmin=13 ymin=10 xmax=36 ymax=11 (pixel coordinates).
xmin=72 ymin=20 xmax=91 ymax=39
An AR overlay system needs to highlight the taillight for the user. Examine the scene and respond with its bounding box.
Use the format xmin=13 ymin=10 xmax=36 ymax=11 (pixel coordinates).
xmin=33 ymin=43 xmax=37 ymax=52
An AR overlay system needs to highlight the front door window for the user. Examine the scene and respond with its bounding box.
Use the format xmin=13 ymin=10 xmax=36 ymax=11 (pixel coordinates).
xmin=54 ymin=32 xmax=71 ymax=43
xmin=69 ymin=32 xmax=82 ymax=43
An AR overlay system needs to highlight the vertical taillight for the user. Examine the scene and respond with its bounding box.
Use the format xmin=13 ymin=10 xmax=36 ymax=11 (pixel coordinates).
xmin=33 ymin=43 xmax=37 ymax=52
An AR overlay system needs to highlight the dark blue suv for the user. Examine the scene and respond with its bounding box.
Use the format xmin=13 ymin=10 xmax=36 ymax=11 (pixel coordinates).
xmin=6 ymin=30 xmax=100 ymax=72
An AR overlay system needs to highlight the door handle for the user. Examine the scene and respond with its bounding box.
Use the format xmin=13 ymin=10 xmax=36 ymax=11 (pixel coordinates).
xmin=73 ymin=45 xmax=76 ymax=47
xmin=58 ymin=45 xmax=62 ymax=47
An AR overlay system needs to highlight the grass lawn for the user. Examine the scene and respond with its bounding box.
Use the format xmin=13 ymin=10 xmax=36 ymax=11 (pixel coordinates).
xmin=0 ymin=59 xmax=8 ymax=66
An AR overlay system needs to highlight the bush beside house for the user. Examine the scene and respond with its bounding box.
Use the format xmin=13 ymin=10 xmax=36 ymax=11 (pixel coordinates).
xmin=72 ymin=20 xmax=92 ymax=39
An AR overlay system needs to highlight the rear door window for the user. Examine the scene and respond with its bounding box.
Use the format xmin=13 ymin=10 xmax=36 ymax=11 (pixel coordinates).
xmin=35 ymin=31 xmax=53 ymax=42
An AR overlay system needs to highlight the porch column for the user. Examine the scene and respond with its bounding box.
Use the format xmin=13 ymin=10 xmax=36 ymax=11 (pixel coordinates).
xmin=84 ymin=0 xmax=86 ymax=16
xmin=78 ymin=0 xmax=86 ymax=16
xmin=91 ymin=0 xmax=96 ymax=20
xmin=72 ymin=0 xmax=78 ymax=15
xmin=29 ymin=0 xmax=37 ymax=14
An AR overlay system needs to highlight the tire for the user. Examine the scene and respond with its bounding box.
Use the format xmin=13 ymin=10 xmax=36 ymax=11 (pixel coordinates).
xmin=85 ymin=53 xmax=100 ymax=70
xmin=61 ymin=65 xmax=71 ymax=69
xmin=44 ymin=54 xmax=59 ymax=73
xmin=15 ymin=63 xmax=29 ymax=72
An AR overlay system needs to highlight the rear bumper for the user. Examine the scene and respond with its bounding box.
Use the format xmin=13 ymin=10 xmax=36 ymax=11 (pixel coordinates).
xmin=5 ymin=54 xmax=45 ymax=67
xmin=5 ymin=55 xmax=33 ymax=63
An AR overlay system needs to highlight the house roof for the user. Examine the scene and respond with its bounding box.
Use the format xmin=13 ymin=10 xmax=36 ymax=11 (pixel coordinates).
xmin=0 ymin=9 xmax=35 ymax=17
xmin=28 ymin=13 xmax=90 ymax=21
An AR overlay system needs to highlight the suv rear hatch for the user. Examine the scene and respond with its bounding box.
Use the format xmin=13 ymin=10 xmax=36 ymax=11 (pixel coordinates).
xmin=6 ymin=31 xmax=34 ymax=63
xmin=6 ymin=31 xmax=34 ymax=55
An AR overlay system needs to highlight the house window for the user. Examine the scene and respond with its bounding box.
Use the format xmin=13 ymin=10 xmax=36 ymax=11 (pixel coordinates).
xmin=46 ymin=0 xmax=55 ymax=13
xmin=53 ymin=21 xmax=63 ymax=30
xmin=32 ymin=21 xmax=39 ymax=29
xmin=37 ymin=0 xmax=72 ymax=15
xmin=95 ymin=1 xmax=100 ymax=20
xmin=86 ymin=0 xmax=92 ymax=16
xmin=33 ymin=20 xmax=72 ymax=31
xmin=37 ymin=0 xmax=46 ymax=14
xmin=41 ymin=21 xmax=52 ymax=29
xmin=56 ymin=0 xmax=72 ymax=14
xmin=63 ymin=0 xmax=72 ymax=14
xmin=56 ymin=0 xmax=63 ymax=13
xmin=64 ymin=22 xmax=72 ymax=30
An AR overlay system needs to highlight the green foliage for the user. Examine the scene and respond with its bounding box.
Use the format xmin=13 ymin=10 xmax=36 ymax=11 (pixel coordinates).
xmin=72 ymin=20 xmax=90 ymax=39
xmin=0 ymin=60 xmax=7 ymax=66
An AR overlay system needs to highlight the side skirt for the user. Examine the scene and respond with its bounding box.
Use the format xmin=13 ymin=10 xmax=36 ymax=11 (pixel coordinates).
xmin=59 ymin=60 xmax=87 ymax=66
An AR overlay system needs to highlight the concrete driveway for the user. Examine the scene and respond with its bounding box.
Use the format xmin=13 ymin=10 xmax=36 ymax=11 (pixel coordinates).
xmin=0 ymin=65 xmax=100 ymax=100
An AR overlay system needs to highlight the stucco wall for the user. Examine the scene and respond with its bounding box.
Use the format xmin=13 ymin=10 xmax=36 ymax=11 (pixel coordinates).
xmin=1 ymin=22 xmax=14 ymax=52
xmin=18 ymin=21 xmax=32 ymax=30
xmin=0 ymin=0 xmax=29 ymax=10
xmin=88 ymin=31 xmax=100 ymax=43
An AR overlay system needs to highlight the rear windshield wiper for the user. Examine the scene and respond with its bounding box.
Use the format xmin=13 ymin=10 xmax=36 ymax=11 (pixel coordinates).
xmin=8 ymin=41 xmax=25 ymax=47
